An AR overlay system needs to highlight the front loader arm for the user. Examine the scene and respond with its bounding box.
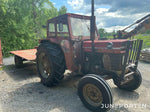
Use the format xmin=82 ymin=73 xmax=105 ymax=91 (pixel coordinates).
xmin=115 ymin=13 xmax=150 ymax=39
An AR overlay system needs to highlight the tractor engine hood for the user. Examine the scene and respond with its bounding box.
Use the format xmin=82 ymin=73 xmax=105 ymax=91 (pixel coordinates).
xmin=83 ymin=39 xmax=128 ymax=54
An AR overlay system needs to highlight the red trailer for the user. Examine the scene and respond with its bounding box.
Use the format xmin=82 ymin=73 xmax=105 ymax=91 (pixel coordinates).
xmin=10 ymin=49 xmax=37 ymax=68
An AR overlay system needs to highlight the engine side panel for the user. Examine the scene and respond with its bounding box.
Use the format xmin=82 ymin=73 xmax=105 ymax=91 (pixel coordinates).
xmin=83 ymin=39 xmax=128 ymax=54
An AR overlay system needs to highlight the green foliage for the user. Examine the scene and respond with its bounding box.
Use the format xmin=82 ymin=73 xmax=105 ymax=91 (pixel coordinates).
xmin=98 ymin=28 xmax=107 ymax=38
xmin=142 ymin=29 xmax=150 ymax=34
xmin=134 ymin=34 xmax=150 ymax=49
xmin=0 ymin=0 xmax=67 ymax=57
xmin=58 ymin=6 xmax=67 ymax=16
xmin=98 ymin=28 xmax=116 ymax=39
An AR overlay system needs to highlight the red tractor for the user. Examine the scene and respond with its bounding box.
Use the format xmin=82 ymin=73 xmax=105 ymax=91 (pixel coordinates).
xmin=10 ymin=0 xmax=143 ymax=111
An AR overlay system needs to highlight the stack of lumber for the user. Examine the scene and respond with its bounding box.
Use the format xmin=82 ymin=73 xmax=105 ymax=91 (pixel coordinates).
xmin=140 ymin=48 xmax=150 ymax=62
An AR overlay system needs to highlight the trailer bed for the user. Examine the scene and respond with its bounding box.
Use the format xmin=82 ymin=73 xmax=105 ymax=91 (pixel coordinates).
xmin=10 ymin=49 xmax=37 ymax=61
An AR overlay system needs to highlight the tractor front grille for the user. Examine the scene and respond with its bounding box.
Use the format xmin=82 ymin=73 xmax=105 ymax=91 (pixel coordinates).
xmin=103 ymin=39 xmax=143 ymax=76
xmin=126 ymin=39 xmax=143 ymax=66
xmin=120 ymin=39 xmax=143 ymax=77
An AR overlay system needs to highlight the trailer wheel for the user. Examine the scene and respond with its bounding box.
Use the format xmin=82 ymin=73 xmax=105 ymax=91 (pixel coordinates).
xmin=117 ymin=69 xmax=142 ymax=91
xmin=36 ymin=42 xmax=65 ymax=87
xmin=15 ymin=55 xmax=23 ymax=68
xmin=78 ymin=74 xmax=113 ymax=112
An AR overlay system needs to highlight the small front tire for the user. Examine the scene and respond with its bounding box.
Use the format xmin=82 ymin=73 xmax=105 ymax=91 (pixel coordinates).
xmin=78 ymin=74 xmax=113 ymax=112
xmin=117 ymin=69 xmax=142 ymax=91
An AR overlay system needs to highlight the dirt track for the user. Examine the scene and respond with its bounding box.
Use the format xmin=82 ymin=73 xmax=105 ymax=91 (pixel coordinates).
xmin=0 ymin=57 xmax=150 ymax=112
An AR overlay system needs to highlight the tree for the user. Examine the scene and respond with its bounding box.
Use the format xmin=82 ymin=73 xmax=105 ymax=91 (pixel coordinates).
xmin=58 ymin=6 xmax=67 ymax=16
xmin=0 ymin=0 xmax=67 ymax=57
xmin=142 ymin=29 xmax=150 ymax=34
xmin=98 ymin=28 xmax=107 ymax=38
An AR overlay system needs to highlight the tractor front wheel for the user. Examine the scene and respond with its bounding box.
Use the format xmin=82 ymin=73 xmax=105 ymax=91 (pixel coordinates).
xmin=78 ymin=74 xmax=113 ymax=112
xmin=36 ymin=42 xmax=66 ymax=87
xmin=117 ymin=69 xmax=142 ymax=91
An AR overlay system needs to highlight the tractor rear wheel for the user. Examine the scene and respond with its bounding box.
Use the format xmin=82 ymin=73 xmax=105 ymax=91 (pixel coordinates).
xmin=15 ymin=55 xmax=23 ymax=68
xmin=78 ymin=74 xmax=113 ymax=112
xmin=36 ymin=42 xmax=66 ymax=87
xmin=117 ymin=69 xmax=142 ymax=91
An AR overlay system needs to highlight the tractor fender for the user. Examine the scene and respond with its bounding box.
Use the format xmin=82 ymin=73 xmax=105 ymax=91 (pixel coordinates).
xmin=38 ymin=39 xmax=66 ymax=69
xmin=39 ymin=39 xmax=52 ymax=44
xmin=39 ymin=38 xmax=76 ymax=71
xmin=39 ymin=39 xmax=67 ymax=55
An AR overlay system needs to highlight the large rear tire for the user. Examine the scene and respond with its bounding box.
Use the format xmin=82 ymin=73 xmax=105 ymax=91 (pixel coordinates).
xmin=117 ymin=69 xmax=142 ymax=91
xmin=36 ymin=42 xmax=66 ymax=87
xmin=78 ymin=74 xmax=113 ymax=112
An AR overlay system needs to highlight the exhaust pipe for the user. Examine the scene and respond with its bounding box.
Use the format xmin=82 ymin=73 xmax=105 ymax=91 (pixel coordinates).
xmin=90 ymin=0 xmax=95 ymax=53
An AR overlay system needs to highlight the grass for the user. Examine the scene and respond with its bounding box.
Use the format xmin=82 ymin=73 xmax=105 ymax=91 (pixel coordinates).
xmin=0 ymin=65 xmax=6 ymax=70
xmin=134 ymin=34 xmax=150 ymax=49
xmin=0 ymin=64 xmax=15 ymax=71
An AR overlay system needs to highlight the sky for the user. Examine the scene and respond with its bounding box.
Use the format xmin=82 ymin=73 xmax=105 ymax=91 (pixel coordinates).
xmin=50 ymin=0 xmax=150 ymax=32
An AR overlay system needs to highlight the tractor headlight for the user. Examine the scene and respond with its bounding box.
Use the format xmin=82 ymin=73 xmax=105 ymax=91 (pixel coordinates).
xmin=107 ymin=42 xmax=113 ymax=49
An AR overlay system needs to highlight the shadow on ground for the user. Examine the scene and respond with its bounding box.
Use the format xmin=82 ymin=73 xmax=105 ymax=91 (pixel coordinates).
xmin=1 ymin=77 xmax=134 ymax=112
xmin=3 ymin=62 xmax=38 ymax=81
xmin=112 ymin=87 xmax=139 ymax=101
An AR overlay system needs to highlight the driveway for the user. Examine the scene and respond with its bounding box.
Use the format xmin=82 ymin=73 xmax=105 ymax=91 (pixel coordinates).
xmin=0 ymin=57 xmax=150 ymax=112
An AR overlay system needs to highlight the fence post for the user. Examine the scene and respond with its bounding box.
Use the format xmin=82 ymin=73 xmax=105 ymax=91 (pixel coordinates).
xmin=0 ymin=37 xmax=3 ymax=67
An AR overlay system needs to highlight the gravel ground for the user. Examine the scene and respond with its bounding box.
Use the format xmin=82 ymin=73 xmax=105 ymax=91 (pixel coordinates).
xmin=0 ymin=57 xmax=150 ymax=112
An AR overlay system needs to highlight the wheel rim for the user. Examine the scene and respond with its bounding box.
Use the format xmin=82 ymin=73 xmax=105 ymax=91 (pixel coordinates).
xmin=83 ymin=84 xmax=103 ymax=107
xmin=38 ymin=52 xmax=51 ymax=79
